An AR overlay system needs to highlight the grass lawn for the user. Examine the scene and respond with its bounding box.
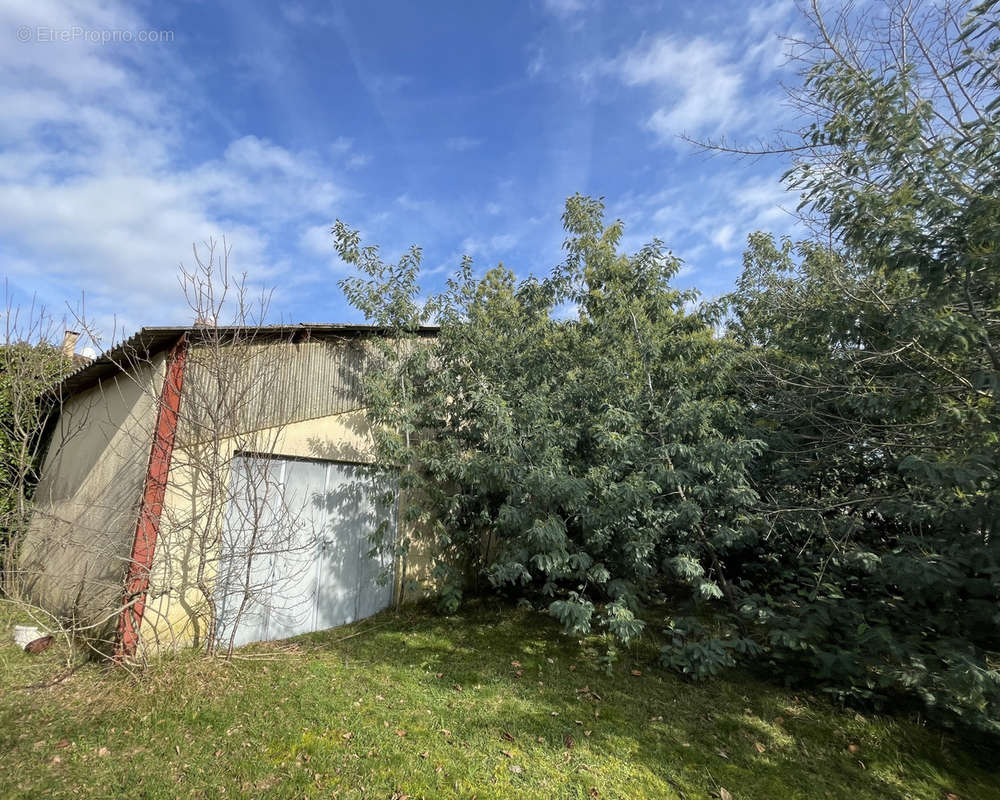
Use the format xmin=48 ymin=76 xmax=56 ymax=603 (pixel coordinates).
xmin=1 ymin=599 xmax=996 ymax=799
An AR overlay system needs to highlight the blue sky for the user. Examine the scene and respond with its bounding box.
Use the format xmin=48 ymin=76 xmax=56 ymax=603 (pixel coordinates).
xmin=1 ymin=0 xmax=805 ymax=348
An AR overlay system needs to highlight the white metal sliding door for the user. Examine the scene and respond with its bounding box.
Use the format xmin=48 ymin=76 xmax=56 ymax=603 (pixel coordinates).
xmin=216 ymin=455 xmax=397 ymax=648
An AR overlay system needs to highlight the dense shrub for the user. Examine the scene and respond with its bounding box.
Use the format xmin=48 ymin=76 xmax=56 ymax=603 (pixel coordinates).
xmin=334 ymin=1 xmax=999 ymax=738
xmin=0 ymin=340 xmax=66 ymax=588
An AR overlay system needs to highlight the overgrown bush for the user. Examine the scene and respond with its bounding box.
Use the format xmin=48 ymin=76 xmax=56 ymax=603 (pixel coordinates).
xmin=0 ymin=339 xmax=67 ymax=589
xmin=333 ymin=0 xmax=999 ymax=739
xmin=338 ymin=196 xmax=762 ymax=645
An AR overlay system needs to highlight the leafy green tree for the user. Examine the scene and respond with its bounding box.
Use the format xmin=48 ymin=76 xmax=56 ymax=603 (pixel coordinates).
xmin=337 ymin=196 xmax=761 ymax=654
xmin=718 ymin=0 xmax=1000 ymax=735
xmin=334 ymin=0 xmax=1000 ymax=740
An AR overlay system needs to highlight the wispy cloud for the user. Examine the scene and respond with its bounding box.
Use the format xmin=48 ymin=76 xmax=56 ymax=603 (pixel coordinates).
xmin=0 ymin=0 xmax=355 ymax=337
xmin=541 ymin=0 xmax=590 ymax=18
xmin=611 ymin=1 xmax=796 ymax=144
xmin=617 ymin=35 xmax=748 ymax=139
xmin=526 ymin=46 xmax=546 ymax=78
xmin=445 ymin=136 xmax=484 ymax=152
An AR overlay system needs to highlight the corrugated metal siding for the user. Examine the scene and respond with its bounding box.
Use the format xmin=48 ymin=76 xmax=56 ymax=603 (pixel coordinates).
xmin=177 ymin=338 xmax=372 ymax=445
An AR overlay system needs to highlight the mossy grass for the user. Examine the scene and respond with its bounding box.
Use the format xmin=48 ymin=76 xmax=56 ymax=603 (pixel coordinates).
xmin=1 ymin=599 xmax=996 ymax=799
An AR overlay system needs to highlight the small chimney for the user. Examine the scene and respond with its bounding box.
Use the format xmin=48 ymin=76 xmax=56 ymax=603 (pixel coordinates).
xmin=61 ymin=330 xmax=80 ymax=359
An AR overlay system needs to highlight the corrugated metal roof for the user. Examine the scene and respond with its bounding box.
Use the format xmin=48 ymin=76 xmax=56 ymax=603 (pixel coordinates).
xmin=52 ymin=323 xmax=439 ymax=400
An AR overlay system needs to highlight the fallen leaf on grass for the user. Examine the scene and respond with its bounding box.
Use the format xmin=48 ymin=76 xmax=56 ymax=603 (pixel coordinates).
xmin=97 ymin=747 xmax=109 ymax=757
xmin=56 ymin=739 xmax=70 ymax=749
xmin=509 ymin=764 xmax=523 ymax=774
xmin=630 ymin=669 xmax=642 ymax=677
xmin=394 ymin=730 xmax=407 ymax=737
xmin=51 ymin=756 xmax=61 ymax=765
xmin=438 ymin=729 xmax=452 ymax=738
xmin=754 ymin=742 xmax=766 ymax=754
xmin=720 ymin=789 xmax=733 ymax=800
xmin=511 ymin=660 xmax=522 ymax=668
xmin=564 ymin=735 xmax=575 ymax=749
xmin=501 ymin=732 xmax=515 ymax=742
xmin=847 ymin=744 xmax=860 ymax=754
xmin=501 ymin=749 xmax=513 ymax=758
xmin=341 ymin=732 xmax=354 ymax=740
xmin=576 ymin=686 xmax=601 ymax=700
xmin=419 ymin=752 xmax=428 ymax=759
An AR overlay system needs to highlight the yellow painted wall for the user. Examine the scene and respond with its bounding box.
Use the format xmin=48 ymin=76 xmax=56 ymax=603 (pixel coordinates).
xmin=142 ymin=408 xmax=437 ymax=651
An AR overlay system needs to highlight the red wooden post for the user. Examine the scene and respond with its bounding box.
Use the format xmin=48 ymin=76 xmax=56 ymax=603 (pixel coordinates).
xmin=115 ymin=336 xmax=188 ymax=659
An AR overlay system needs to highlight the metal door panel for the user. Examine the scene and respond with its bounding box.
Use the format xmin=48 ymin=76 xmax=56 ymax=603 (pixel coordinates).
xmin=314 ymin=463 xmax=396 ymax=631
xmin=266 ymin=459 xmax=327 ymax=639
xmin=216 ymin=455 xmax=397 ymax=648
xmin=215 ymin=456 xmax=283 ymax=648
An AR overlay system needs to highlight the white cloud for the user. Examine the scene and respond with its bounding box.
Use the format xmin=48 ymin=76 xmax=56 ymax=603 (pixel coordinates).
xmin=460 ymin=233 xmax=516 ymax=257
xmin=0 ymin=0 xmax=354 ymax=338
xmin=490 ymin=233 xmax=517 ymax=251
xmin=711 ymin=223 xmax=737 ymax=250
xmin=330 ymin=136 xmax=353 ymax=154
xmin=300 ymin=224 xmax=333 ymax=257
xmin=745 ymin=0 xmax=795 ymax=34
xmin=731 ymin=176 xmax=793 ymax=227
xmin=329 ymin=137 xmax=370 ymax=169
xmin=526 ymin=47 xmax=546 ymax=78
xmin=618 ymin=35 xmax=747 ymax=139
xmin=612 ymin=1 xmax=797 ymax=144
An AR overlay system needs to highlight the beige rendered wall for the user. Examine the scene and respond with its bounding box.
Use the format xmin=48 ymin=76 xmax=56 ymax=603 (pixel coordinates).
xmin=17 ymin=354 xmax=166 ymax=639
xmin=142 ymin=408 xmax=438 ymax=651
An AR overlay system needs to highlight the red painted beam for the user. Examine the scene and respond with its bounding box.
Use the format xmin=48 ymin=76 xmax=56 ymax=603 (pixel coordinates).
xmin=115 ymin=336 xmax=188 ymax=659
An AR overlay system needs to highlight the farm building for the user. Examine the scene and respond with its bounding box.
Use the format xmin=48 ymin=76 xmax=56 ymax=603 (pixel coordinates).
xmin=16 ymin=324 xmax=438 ymax=657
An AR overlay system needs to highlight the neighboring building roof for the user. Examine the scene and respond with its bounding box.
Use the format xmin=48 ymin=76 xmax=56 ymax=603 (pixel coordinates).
xmin=53 ymin=323 xmax=439 ymax=400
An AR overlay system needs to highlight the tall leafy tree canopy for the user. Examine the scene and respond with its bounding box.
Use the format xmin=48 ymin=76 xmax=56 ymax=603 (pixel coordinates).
xmin=335 ymin=1 xmax=1000 ymax=738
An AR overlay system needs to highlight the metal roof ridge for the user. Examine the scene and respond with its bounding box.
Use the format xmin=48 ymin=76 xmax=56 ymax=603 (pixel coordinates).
xmin=48 ymin=322 xmax=439 ymax=400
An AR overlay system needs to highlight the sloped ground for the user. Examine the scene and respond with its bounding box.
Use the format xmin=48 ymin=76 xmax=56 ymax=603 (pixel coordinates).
xmin=1 ymin=599 xmax=996 ymax=799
